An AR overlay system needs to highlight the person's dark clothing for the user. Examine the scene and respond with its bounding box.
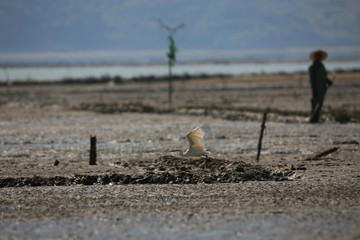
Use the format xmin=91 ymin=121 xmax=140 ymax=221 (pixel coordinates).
xmin=308 ymin=61 xmax=332 ymax=123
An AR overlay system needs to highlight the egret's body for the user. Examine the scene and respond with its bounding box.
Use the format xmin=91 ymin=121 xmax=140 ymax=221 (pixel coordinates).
xmin=172 ymin=124 xmax=211 ymax=157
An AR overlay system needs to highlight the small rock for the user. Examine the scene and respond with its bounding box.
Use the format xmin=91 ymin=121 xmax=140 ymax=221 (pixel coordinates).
xmin=297 ymin=165 xmax=307 ymax=170
xmin=158 ymin=166 xmax=166 ymax=171
xmin=291 ymin=164 xmax=306 ymax=171
xmin=180 ymin=166 xmax=188 ymax=171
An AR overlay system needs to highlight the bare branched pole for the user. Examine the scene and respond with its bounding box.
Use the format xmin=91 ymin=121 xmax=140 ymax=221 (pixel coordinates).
xmin=156 ymin=19 xmax=185 ymax=111
xmin=156 ymin=19 xmax=185 ymax=36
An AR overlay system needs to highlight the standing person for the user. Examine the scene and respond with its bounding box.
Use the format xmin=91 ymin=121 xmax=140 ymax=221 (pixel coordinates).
xmin=308 ymin=49 xmax=333 ymax=123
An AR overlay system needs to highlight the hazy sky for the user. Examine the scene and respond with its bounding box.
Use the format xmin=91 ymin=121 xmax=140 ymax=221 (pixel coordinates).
xmin=1 ymin=0 xmax=359 ymax=63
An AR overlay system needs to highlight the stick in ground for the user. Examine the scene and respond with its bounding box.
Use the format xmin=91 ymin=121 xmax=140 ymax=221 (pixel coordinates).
xmin=256 ymin=112 xmax=267 ymax=161
xmin=89 ymin=135 xmax=97 ymax=165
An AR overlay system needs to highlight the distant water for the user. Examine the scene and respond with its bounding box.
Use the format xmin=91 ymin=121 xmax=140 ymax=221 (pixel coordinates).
xmin=1 ymin=61 xmax=359 ymax=82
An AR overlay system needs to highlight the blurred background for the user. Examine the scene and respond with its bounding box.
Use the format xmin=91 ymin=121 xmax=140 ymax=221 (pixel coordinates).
xmin=0 ymin=0 xmax=359 ymax=81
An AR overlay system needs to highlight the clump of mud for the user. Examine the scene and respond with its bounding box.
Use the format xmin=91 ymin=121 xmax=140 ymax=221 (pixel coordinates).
xmin=0 ymin=156 xmax=292 ymax=188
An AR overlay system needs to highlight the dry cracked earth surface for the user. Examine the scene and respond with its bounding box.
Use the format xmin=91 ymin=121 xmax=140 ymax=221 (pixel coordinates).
xmin=0 ymin=73 xmax=359 ymax=239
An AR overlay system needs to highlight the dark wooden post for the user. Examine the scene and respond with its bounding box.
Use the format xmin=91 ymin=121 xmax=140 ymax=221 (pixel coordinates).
xmin=256 ymin=112 xmax=267 ymax=161
xmin=89 ymin=135 xmax=97 ymax=165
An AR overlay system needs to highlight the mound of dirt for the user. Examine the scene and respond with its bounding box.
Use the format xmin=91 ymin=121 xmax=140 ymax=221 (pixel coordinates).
xmin=0 ymin=156 xmax=292 ymax=188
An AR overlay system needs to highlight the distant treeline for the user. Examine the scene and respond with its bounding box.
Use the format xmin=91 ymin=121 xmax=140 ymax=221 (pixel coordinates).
xmin=0 ymin=73 xmax=231 ymax=86
xmin=1 ymin=68 xmax=359 ymax=86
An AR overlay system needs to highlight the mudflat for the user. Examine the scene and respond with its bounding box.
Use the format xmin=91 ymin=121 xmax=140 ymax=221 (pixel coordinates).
xmin=0 ymin=73 xmax=359 ymax=239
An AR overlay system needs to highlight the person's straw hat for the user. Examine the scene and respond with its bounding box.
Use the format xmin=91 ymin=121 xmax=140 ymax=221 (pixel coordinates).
xmin=310 ymin=49 xmax=328 ymax=61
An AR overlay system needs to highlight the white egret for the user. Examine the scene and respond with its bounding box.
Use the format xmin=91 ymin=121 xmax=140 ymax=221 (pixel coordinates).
xmin=171 ymin=124 xmax=211 ymax=157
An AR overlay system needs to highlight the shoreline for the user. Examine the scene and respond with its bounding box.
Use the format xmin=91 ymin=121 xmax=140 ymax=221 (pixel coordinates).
xmin=1 ymin=68 xmax=359 ymax=87
xmin=1 ymin=60 xmax=359 ymax=84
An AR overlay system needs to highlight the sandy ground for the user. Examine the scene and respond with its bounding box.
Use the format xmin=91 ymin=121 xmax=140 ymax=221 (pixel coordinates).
xmin=0 ymin=73 xmax=359 ymax=239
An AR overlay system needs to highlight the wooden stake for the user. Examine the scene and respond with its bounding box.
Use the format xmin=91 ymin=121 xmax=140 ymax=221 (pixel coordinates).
xmin=256 ymin=112 xmax=267 ymax=161
xmin=89 ymin=135 xmax=97 ymax=165
xmin=304 ymin=147 xmax=339 ymax=161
